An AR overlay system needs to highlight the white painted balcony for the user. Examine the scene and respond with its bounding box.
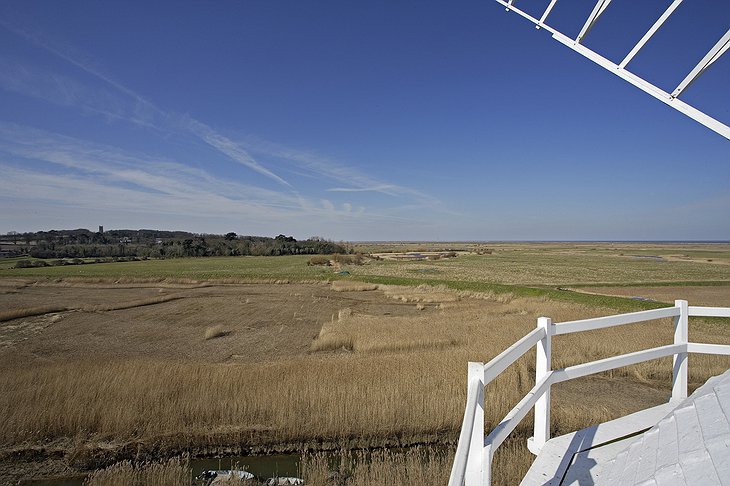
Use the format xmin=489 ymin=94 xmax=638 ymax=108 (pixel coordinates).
xmin=448 ymin=300 xmax=730 ymax=485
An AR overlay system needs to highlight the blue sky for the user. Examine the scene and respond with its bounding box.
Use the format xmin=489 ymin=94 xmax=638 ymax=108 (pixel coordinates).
xmin=1 ymin=0 xmax=728 ymax=241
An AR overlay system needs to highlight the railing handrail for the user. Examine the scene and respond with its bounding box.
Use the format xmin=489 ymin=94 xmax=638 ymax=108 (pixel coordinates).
xmin=689 ymin=305 xmax=730 ymax=317
xmin=484 ymin=327 xmax=545 ymax=384
xmin=448 ymin=377 xmax=482 ymax=486
xmin=554 ymin=306 xmax=679 ymax=335
xmin=449 ymin=301 xmax=730 ymax=486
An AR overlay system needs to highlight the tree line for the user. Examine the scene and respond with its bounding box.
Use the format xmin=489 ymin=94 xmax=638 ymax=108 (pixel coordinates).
xmin=1 ymin=229 xmax=348 ymax=259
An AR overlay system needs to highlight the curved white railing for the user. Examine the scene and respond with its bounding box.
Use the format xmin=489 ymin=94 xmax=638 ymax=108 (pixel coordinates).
xmin=448 ymin=300 xmax=730 ymax=486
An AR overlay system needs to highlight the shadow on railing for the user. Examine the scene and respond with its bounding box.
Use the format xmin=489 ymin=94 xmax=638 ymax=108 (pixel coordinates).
xmin=448 ymin=300 xmax=730 ymax=486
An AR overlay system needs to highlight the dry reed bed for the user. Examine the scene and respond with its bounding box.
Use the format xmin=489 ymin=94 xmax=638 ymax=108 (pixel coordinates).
xmin=354 ymin=252 xmax=730 ymax=286
xmin=2 ymin=298 xmax=726 ymax=449
xmin=301 ymin=447 xmax=451 ymax=485
xmin=79 ymin=294 xmax=186 ymax=312
xmin=311 ymin=308 xmax=463 ymax=353
xmin=83 ymin=457 xmax=191 ymax=486
xmin=2 ymin=286 xmax=729 ymax=484
xmin=24 ymin=276 xmax=306 ymax=287
xmin=81 ymin=444 xmax=529 ymax=486
xmin=0 ymin=295 xmax=187 ymax=322
xmin=0 ymin=305 xmax=69 ymax=322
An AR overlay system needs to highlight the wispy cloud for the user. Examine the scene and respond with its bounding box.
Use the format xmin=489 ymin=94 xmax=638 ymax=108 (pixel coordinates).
xmin=180 ymin=118 xmax=291 ymax=187
xmin=0 ymin=124 xmax=288 ymax=210
xmin=0 ymin=123 xmax=417 ymax=231
xmin=238 ymin=136 xmax=443 ymax=207
xmin=0 ymin=17 xmax=291 ymax=187
xmin=0 ymin=16 xmax=444 ymax=205
xmin=0 ymin=16 xmax=449 ymax=236
xmin=327 ymin=185 xmax=399 ymax=193
xmin=0 ymin=59 xmax=131 ymax=122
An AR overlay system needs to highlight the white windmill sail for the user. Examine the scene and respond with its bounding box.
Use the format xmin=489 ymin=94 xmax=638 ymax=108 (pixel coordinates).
xmin=495 ymin=0 xmax=730 ymax=140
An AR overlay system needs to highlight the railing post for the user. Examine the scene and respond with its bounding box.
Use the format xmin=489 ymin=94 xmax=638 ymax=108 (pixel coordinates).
xmin=672 ymin=300 xmax=688 ymax=400
xmin=529 ymin=316 xmax=552 ymax=454
xmin=483 ymin=444 xmax=493 ymax=485
xmin=466 ymin=362 xmax=485 ymax=485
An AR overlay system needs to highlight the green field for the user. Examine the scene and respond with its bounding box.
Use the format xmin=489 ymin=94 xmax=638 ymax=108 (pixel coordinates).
xmin=3 ymin=243 xmax=728 ymax=286
xmin=3 ymin=243 xmax=728 ymax=314
xmin=0 ymin=255 xmax=326 ymax=281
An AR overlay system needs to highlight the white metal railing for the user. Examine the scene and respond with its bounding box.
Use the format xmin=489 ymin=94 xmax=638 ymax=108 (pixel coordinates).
xmin=448 ymin=300 xmax=730 ymax=485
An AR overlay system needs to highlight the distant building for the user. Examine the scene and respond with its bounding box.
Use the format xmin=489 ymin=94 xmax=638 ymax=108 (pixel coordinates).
xmin=99 ymin=225 xmax=104 ymax=233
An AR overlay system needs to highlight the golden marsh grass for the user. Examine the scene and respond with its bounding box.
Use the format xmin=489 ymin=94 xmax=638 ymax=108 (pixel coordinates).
xmin=1 ymin=278 xmax=729 ymax=484
xmin=83 ymin=457 xmax=192 ymax=486
xmin=0 ymin=304 xmax=69 ymax=322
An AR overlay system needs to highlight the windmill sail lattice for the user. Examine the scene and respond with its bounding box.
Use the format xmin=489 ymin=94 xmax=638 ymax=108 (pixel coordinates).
xmin=496 ymin=0 xmax=730 ymax=140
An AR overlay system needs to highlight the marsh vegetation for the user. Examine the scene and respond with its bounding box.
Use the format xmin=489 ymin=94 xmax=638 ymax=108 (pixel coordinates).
xmin=0 ymin=242 xmax=728 ymax=484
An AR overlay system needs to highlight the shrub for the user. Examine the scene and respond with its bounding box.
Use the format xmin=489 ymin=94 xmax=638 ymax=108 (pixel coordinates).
xmin=14 ymin=260 xmax=32 ymax=268
xmin=332 ymin=254 xmax=364 ymax=265
xmin=308 ymin=255 xmax=331 ymax=266
xmin=204 ymin=325 xmax=229 ymax=340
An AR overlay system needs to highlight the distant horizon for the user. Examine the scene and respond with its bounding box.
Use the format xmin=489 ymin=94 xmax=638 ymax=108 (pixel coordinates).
xmin=2 ymin=227 xmax=729 ymax=246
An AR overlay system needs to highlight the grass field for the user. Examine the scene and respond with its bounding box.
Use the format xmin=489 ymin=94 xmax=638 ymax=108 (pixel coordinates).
xmin=0 ymin=255 xmax=326 ymax=281
xmin=3 ymin=242 xmax=729 ymax=286
xmin=0 ymin=242 xmax=728 ymax=484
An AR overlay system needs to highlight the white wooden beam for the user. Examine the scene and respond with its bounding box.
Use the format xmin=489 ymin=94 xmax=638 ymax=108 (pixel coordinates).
xmin=551 ymin=344 xmax=685 ymax=383
xmin=688 ymin=306 xmax=730 ymax=318
xmin=576 ymin=0 xmax=613 ymax=44
xmin=620 ymin=0 xmax=684 ymax=69
xmin=552 ymin=33 xmax=730 ymax=140
xmin=485 ymin=372 xmax=554 ymax=450
xmin=449 ymin=370 xmax=483 ymax=486
xmin=494 ymin=0 xmax=730 ymax=140
xmin=539 ymin=0 xmax=559 ymax=26
xmin=672 ymin=28 xmax=730 ymax=98
xmin=672 ymin=300 xmax=688 ymax=400
xmin=466 ymin=362 xmax=486 ymax=486
xmin=554 ymin=306 xmax=678 ymax=335
xmin=483 ymin=326 xmax=545 ymax=384
xmin=531 ymin=317 xmax=553 ymax=454
xmin=496 ymin=0 xmax=561 ymax=35
xmin=687 ymin=343 xmax=730 ymax=355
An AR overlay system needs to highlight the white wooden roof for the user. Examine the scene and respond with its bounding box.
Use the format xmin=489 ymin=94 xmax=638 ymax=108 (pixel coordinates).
xmin=595 ymin=369 xmax=730 ymax=485
xmin=523 ymin=369 xmax=730 ymax=485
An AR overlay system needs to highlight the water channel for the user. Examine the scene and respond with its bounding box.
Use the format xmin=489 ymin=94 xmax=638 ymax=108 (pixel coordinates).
xmin=19 ymin=453 xmax=301 ymax=486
